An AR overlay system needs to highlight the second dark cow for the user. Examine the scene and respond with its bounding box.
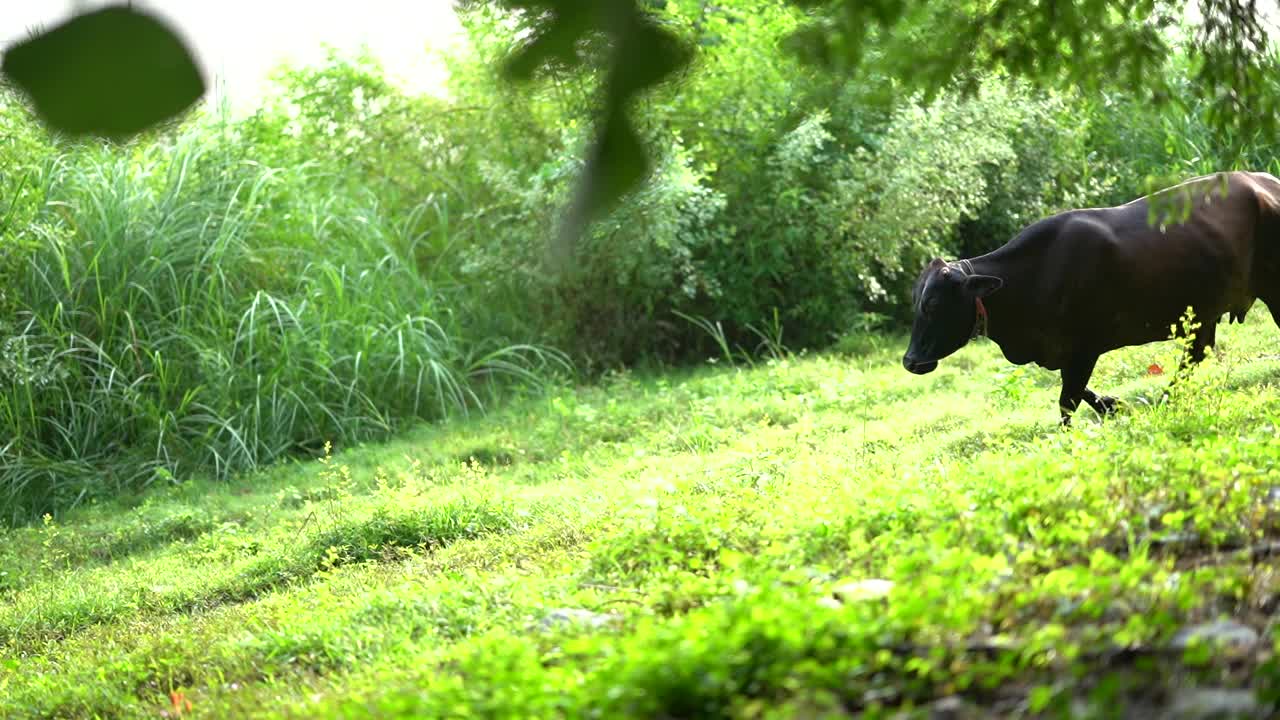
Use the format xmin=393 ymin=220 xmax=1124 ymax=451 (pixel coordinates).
xmin=901 ymin=170 xmax=1280 ymax=424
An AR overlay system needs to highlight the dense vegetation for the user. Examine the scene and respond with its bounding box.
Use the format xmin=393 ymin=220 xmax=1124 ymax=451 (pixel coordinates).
xmin=3 ymin=309 xmax=1280 ymax=717
xmin=4 ymin=2 xmax=1280 ymax=715
xmin=0 ymin=0 xmax=1269 ymax=517
xmin=0 ymin=1 xmax=1274 ymax=520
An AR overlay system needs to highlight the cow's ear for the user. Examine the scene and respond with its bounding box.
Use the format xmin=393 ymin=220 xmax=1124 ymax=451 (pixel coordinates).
xmin=964 ymin=274 xmax=1003 ymax=297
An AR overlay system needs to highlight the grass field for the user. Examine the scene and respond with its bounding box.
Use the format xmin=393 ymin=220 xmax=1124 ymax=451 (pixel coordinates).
xmin=5 ymin=306 xmax=1280 ymax=718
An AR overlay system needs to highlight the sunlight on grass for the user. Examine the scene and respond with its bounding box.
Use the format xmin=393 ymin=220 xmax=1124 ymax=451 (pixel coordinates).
xmin=4 ymin=310 xmax=1280 ymax=717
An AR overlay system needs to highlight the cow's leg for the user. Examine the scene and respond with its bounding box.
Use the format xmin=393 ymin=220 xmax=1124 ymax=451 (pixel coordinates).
xmin=1059 ymin=354 xmax=1102 ymax=426
xmin=1084 ymin=390 xmax=1119 ymax=416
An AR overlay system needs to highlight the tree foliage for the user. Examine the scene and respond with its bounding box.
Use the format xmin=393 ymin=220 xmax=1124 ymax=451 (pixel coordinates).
xmin=2 ymin=1 xmax=1277 ymax=248
xmin=482 ymin=0 xmax=1280 ymax=244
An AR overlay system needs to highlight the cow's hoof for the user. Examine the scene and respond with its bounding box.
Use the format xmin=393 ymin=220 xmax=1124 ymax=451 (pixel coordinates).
xmin=1097 ymin=395 xmax=1120 ymax=415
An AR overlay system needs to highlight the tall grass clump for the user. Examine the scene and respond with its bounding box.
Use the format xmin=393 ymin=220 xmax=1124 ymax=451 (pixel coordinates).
xmin=0 ymin=122 xmax=566 ymax=522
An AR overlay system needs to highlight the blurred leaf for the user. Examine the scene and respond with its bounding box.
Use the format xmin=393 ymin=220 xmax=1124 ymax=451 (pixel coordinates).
xmin=552 ymin=105 xmax=649 ymax=265
xmin=485 ymin=0 xmax=693 ymax=260
xmin=605 ymin=15 xmax=691 ymax=102
xmin=1 ymin=6 xmax=205 ymax=140
xmin=500 ymin=3 xmax=595 ymax=81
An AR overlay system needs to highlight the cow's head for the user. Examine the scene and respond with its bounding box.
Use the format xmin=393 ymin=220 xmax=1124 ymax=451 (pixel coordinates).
xmin=902 ymin=258 xmax=1003 ymax=374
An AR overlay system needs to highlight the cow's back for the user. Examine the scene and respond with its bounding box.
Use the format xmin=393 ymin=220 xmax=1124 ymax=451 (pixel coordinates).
xmin=1004 ymin=172 xmax=1266 ymax=357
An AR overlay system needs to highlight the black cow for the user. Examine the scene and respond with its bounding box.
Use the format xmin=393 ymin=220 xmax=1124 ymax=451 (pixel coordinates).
xmin=901 ymin=170 xmax=1280 ymax=424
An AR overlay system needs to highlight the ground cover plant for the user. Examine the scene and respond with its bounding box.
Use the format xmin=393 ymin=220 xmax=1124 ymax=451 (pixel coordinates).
xmin=4 ymin=308 xmax=1280 ymax=718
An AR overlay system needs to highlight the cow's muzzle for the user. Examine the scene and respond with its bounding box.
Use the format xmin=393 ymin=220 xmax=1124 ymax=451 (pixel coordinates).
xmin=902 ymin=356 xmax=938 ymax=374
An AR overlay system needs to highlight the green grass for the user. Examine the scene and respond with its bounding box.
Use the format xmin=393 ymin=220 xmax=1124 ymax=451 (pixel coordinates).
xmin=6 ymin=307 xmax=1280 ymax=718
xmin=0 ymin=127 xmax=566 ymax=522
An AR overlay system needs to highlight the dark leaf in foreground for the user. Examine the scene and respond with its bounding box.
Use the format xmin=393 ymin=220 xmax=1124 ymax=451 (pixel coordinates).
xmin=489 ymin=0 xmax=692 ymax=262
xmin=2 ymin=5 xmax=205 ymax=140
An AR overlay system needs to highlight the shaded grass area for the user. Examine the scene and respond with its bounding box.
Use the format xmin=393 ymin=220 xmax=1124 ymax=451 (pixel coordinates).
xmin=5 ymin=310 xmax=1280 ymax=717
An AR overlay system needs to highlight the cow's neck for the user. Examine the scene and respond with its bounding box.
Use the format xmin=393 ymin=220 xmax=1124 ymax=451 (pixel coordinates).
xmin=962 ymin=250 xmax=1038 ymax=349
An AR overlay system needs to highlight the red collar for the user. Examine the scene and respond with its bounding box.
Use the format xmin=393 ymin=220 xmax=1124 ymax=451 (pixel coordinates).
xmin=972 ymin=297 xmax=989 ymax=338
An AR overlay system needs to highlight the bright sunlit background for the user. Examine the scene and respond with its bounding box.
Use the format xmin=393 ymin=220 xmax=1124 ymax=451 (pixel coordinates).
xmin=0 ymin=2 xmax=465 ymax=111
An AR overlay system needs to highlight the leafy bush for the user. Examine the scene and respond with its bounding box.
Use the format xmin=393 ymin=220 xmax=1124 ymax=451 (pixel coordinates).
xmin=454 ymin=127 xmax=726 ymax=368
